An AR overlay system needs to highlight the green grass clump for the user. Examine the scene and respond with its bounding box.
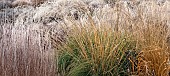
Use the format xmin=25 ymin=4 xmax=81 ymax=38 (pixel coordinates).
xmin=58 ymin=19 xmax=138 ymax=76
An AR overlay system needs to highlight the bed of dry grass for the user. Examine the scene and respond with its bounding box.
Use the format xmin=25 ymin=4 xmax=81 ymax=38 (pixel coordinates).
xmin=0 ymin=0 xmax=170 ymax=76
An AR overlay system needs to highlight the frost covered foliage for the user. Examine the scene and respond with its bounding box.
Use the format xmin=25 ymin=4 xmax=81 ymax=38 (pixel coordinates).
xmin=0 ymin=0 xmax=170 ymax=76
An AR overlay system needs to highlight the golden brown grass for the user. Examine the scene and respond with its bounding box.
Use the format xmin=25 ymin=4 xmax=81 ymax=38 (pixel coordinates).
xmin=135 ymin=18 xmax=170 ymax=76
xmin=0 ymin=0 xmax=170 ymax=76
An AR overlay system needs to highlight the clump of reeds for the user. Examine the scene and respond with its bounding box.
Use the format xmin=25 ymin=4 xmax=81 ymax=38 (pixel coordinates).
xmin=57 ymin=15 xmax=139 ymax=75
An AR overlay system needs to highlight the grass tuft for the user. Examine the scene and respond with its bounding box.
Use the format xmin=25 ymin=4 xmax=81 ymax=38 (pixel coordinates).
xmin=58 ymin=18 xmax=138 ymax=76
